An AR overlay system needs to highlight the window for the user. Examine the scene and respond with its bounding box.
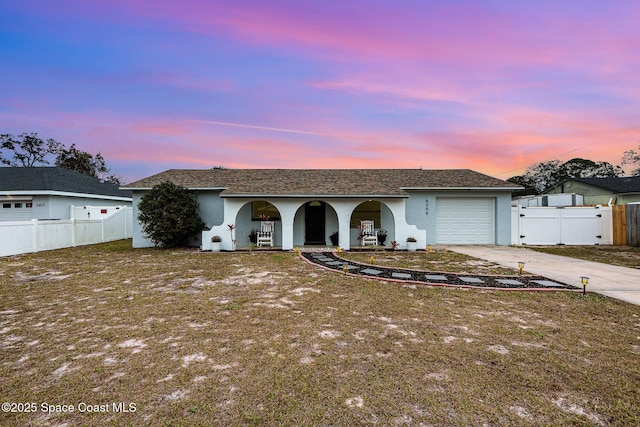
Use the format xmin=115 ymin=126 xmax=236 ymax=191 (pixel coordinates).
xmin=251 ymin=201 xmax=280 ymax=220
xmin=2 ymin=203 xmax=10 ymax=209
xmin=26 ymin=202 xmax=32 ymax=208
xmin=14 ymin=203 xmax=22 ymax=208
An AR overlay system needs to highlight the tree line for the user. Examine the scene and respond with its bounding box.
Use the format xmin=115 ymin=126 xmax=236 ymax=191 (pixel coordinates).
xmin=4 ymin=131 xmax=640 ymax=194
xmin=508 ymin=147 xmax=640 ymax=195
xmin=0 ymin=132 xmax=121 ymax=184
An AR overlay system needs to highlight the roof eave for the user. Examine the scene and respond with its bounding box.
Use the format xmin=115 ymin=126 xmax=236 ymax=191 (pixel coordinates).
xmin=402 ymin=186 xmax=523 ymax=191
xmin=220 ymin=193 xmax=409 ymax=198
xmin=0 ymin=190 xmax=132 ymax=201
xmin=122 ymin=186 xmax=227 ymax=191
xmin=614 ymin=191 xmax=640 ymax=196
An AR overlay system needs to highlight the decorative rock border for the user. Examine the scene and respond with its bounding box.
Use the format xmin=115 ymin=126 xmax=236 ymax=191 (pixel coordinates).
xmin=301 ymin=252 xmax=577 ymax=291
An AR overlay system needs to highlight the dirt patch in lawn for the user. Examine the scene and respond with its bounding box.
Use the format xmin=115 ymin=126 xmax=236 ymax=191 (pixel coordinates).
xmin=1 ymin=240 xmax=639 ymax=426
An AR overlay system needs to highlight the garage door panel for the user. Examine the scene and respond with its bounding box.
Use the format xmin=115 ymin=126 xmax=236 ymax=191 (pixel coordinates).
xmin=436 ymin=198 xmax=495 ymax=244
xmin=0 ymin=200 xmax=33 ymax=221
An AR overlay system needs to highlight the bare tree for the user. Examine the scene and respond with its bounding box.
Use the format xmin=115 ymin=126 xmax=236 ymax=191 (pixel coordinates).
xmin=622 ymin=146 xmax=640 ymax=176
xmin=508 ymin=158 xmax=623 ymax=194
xmin=55 ymin=144 xmax=122 ymax=184
xmin=1 ymin=132 xmax=122 ymax=184
xmin=0 ymin=133 xmax=61 ymax=166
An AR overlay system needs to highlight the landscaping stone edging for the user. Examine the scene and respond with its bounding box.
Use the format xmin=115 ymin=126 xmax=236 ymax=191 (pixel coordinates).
xmin=300 ymin=251 xmax=578 ymax=291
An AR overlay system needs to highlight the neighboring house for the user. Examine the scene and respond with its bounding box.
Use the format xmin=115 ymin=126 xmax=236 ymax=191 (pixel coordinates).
xmin=512 ymin=193 xmax=584 ymax=207
xmin=544 ymin=176 xmax=640 ymax=205
xmin=123 ymin=168 xmax=520 ymax=250
xmin=0 ymin=167 xmax=132 ymax=221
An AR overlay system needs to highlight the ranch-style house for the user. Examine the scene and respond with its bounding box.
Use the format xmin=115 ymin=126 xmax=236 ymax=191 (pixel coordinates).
xmin=122 ymin=168 xmax=521 ymax=250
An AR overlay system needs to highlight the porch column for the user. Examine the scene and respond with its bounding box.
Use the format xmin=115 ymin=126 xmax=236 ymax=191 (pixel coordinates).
xmin=280 ymin=211 xmax=294 ymax=250
xmin=268 ymin=200 xmax=297 ymax=251
xmin=336 ymin=210 xmax=351 ymax=250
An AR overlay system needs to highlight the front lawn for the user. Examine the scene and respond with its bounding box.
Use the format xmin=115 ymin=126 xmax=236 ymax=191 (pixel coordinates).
xmin=1 ymin=240 xmax=638 ymax=426
xmin=528 ymin=245 xmax=640 ymax=269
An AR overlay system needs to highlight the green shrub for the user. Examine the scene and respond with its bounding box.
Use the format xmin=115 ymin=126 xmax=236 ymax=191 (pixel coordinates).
xmin=137 ymin=181 xmax=205 ymax=248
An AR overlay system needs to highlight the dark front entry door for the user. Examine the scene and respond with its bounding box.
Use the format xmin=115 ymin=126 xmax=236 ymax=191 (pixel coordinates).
xmin=305 ymin=202 xmax=326 ymax=245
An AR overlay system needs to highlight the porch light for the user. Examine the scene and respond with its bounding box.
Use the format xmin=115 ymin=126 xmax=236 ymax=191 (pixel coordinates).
xmin=518 ymin=262 xmax=525 ymax=275
xmin=309 ymin=200 xmax=322 ymax=207
xmin=581 ymin=276 xmax=589 ymax=295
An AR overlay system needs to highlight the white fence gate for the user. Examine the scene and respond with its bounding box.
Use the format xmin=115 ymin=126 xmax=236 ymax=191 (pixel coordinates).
xmin=512 ymin=206 xmax=612 ymax=245
xmin=0 ymin=206 xmax=133 ymax=257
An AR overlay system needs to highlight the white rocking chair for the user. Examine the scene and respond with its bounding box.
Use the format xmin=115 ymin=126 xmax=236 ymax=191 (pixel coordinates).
xmin=256 ymin=221 xmax=274 ymax=247
xmin=360 ymin=220 xmax=377 ymax=246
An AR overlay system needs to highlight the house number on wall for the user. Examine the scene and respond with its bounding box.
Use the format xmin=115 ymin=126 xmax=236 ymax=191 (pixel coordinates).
xmin=425 ymin=200 xmax=429 ymax=215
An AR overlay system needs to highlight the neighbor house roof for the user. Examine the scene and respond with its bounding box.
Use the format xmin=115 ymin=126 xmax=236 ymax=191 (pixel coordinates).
xmin=567 ymin=177 xmax=640 ymax=195
xmin=0 ymin=167 xmax=132 ymax=199
xmin=122 ymin=169 xmax=520 ymax=197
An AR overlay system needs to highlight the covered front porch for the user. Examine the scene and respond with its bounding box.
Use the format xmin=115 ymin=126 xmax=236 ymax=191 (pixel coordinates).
xmin=201 ymin=197 xmax=426 ymax=251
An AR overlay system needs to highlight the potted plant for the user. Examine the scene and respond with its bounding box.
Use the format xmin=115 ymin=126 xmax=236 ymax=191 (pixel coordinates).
xmin=377 ymin=228 xmax=387 ymax=245
xmin=211 ymin=235 xmax=222 ymax=252
xmin=330 ymin=231 xmax=339 ymax=246
xmin=406 ymin=236 xmax=417 ymax=252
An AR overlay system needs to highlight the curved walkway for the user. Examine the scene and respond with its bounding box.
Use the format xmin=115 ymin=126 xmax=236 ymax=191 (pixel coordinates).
xmin=301 ymin=252 xmax=576 ymax=291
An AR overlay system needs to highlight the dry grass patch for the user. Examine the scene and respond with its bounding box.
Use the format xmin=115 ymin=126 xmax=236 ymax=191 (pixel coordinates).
xmin=1 ymin=240 xmax=639 ymax=426
xmin=529 ymin=245 xmax=640 ymax=269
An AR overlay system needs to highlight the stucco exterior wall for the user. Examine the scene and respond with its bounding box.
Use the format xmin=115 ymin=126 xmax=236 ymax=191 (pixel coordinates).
xmin=131 ymin=190 xmax=514 ymax=249
xmin=198 ymin=191 xmax=225 ymax=229
xmin=546 ymin=181 xmax=640 ymax=205
xmin=32 ymin=195 xmax=130 ymax=220
xmin=617 ymin=194 xmax=640 ymax=204
xmin=546 ymin=182 xmax=613 ymax=205
xmin=494 ymin=192 xmax=514 ymax=245
xmin=404 ymin=190 xmax=512 ymax=245
xmin=131 ymin=192 xmax=155 ymax=248
xmin=200 ymin=196 xmax=424 ymax=251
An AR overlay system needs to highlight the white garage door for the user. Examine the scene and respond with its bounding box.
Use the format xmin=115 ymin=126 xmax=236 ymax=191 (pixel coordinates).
xmin=436 ymin=198 xmax=495 ymax=244
xmin=0 ymin=200 xmax=33 ymax=221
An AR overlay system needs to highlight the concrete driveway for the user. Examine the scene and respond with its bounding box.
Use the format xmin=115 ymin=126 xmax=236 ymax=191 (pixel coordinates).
xmin=446 ymin=245 xmax=640 ymax=306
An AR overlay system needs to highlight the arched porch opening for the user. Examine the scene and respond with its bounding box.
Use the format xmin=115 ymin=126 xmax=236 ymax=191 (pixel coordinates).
xmin=349 ymin=200 xmax=395 ymax=247
xmin=292 ymin=200 xmax=339 ymax=246
xmin=234 ymin=200 xmax=282 ymax=247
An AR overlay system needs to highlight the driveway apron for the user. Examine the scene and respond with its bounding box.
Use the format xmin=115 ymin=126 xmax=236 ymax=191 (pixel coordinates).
xmin=446 ymin=245 xmax=640 ymax=306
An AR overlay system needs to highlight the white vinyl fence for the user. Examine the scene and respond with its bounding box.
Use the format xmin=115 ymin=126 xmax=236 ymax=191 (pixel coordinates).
xmin=0 ymin=206 xmax=133 ymax=257
xmin=512 ymin=205 xmax=612 ymax=245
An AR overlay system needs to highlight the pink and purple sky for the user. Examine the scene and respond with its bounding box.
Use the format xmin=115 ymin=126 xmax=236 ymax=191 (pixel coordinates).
xmin=1 ymin=0 xmax=639 ymax=183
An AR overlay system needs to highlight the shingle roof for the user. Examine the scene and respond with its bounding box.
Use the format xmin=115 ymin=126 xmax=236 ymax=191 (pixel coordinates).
xmin=0 ymin=167 xmax=132 ymax=198
xmin=123 ymin=169 xmax=519 ymax=196
xmin=573 ymin=176 xmax=640 ymax=194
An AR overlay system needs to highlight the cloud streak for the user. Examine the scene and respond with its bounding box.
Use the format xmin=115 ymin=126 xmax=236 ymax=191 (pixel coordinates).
xmin=187 ymin=119 xmax=337 ymax=138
